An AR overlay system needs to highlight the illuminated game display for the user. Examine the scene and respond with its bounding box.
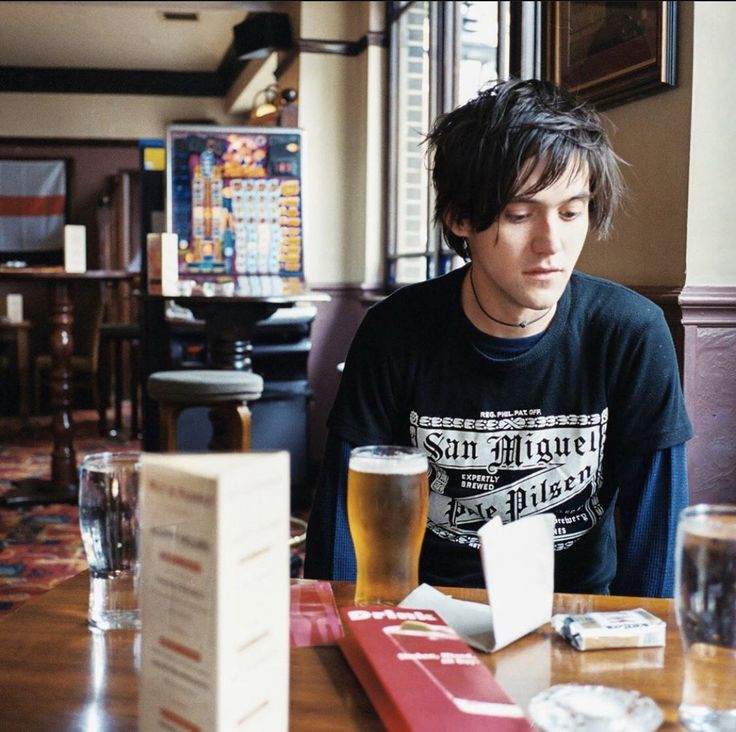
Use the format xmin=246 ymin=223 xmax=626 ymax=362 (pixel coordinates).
xmin=166 ymin=125 xmax=304 ymax=296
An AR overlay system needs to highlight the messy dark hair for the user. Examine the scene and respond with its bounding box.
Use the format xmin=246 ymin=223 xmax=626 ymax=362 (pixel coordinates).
xmin=425 ymin=78 xmax=626 ymax=258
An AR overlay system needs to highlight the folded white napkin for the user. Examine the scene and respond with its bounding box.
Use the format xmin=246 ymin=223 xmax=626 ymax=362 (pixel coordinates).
xmin=401 ymin=513 xmax=556 ymax=652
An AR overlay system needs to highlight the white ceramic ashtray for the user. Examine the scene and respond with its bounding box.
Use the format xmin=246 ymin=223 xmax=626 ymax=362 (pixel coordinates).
xmin=528 ymin=684 xmax=663 ymax=731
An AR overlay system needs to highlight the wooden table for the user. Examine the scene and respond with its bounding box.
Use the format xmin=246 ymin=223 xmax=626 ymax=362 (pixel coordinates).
xmin=141 ymin=291 xmax=329 ymax=450
xmin=0 ymin=267 xmax=133 ymax=506
xmin=177 ymin=294 xmax=326 ymax=370
xmin=0 ymin=573 xmax=687 ymax=731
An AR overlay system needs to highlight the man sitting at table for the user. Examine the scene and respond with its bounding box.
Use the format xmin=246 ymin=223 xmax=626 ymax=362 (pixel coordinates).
xmin=304 ymin=78 xmax=693 ymax=598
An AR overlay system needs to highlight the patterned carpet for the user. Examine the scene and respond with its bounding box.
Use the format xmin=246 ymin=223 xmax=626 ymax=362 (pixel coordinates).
xmin=0 ymin=408 xmax=307 ymax=616
xmin=0 ymin=410 xmax=140 ymax=616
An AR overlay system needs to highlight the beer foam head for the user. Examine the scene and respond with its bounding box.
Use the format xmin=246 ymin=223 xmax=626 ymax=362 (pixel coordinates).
xmin=350 ymin=448 xmax=428 ymax=475
xmin=685 ymin=513 xmax=736 ymax=541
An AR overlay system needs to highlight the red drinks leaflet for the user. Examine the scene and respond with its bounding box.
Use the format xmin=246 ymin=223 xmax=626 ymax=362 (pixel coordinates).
xmin=290 ymin=579 xmax=344 ymax=647
xmin=339 ymin=606 xmax=535 ymax=732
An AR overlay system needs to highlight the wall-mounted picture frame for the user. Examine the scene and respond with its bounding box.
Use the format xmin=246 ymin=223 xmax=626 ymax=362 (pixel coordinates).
xmin=0 ymin=158 xmax=68 ymax=261
xmin=545 ymin=1 xmax=677 ymax=109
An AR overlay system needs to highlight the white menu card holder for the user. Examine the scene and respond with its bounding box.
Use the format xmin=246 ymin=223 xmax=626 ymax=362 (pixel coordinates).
xmin=6 ymin=294 xmax=23 ymax=323
xmin=139 ymin=451 xmax=291 ymax=731
xmin=160 ymin=232 xmax=179 ymax=296
xmin=63 ymin=224 xmax=86 ymax=273
xmin=401 ymin=513 xmax=556 ymax=652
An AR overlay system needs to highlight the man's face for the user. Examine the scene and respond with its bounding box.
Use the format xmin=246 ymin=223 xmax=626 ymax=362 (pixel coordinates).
xmin=451 ymin=160 xmax=590 ymax=326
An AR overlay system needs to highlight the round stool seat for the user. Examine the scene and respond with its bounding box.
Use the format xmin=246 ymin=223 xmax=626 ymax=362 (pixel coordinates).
xmin=147 ymin=370 xmax=264 ymax=405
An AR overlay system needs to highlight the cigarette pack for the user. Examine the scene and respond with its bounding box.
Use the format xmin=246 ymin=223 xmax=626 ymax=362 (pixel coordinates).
xmin=339 ymin=606 xmax=534 ymax=732
xmin=139 ymin=451 xmax=291 ymax=732
xmin=551 ymin=608 xmax=666 ymax=650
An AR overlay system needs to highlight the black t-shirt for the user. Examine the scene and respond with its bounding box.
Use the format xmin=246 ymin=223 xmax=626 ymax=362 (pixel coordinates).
xmin=328 ymin=265 xmax=692 ymax=593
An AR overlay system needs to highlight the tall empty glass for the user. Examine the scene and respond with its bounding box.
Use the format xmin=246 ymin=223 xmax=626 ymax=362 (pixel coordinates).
xmin=347 ymin=446 xmax=429 ymax=606
xmin=675 ymin=504 xmax=736 ymax=731
xmin=79 ymin=451 xmax=141 ymax=631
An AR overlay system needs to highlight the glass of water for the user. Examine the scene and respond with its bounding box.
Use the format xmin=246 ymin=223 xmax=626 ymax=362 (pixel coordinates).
xmin=675 ymin=504 xmax=736 ymax=731
xmin=79 ymin=451 xmax=141 ymax=631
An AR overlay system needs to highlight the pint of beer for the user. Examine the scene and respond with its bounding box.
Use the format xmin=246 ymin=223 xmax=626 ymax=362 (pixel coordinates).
xmin=347 ymin=446 xmax=429 ymax=606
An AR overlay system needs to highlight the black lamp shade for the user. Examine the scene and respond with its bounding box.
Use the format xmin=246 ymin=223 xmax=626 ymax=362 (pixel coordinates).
xmin=233 ymin=13 xmax=293 ymax=60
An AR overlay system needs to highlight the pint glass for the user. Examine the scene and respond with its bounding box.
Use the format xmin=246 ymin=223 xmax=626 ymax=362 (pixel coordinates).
xmin=675 ymin=504 xmax=736 ymax=730
xmin=79 ymin=451 xmax=141 ymax=631
xmin=347 ymin=446 xmax=429 ymax=606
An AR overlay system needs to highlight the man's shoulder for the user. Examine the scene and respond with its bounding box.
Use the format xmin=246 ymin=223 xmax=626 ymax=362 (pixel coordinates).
xmin=570 ymin=271 xmax=664 ymax=328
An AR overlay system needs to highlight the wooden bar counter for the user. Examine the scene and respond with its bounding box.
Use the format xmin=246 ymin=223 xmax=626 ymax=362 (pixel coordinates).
xmin=0 ymin=573 xmax=687 ymax=730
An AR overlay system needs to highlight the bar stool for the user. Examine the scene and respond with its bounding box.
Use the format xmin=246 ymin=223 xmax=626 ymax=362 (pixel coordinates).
xmin=146 ymin=370 xmax=264 ymax=452
xmin=147 ymin=368 xmax=308 ymax=576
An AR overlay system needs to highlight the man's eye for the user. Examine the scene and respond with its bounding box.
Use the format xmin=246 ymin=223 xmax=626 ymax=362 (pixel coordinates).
xmin=560 ymin=209 xmax=583 ymax=221
xmin=505 ymin=211 xmax=530 ymax=223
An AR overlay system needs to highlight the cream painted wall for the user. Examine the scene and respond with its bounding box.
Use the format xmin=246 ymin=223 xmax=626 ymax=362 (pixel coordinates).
xmin=300 ymin=50 xmax=369 ymax=284
xmin=685 ymin=2 xmax=736 ymax=286
xmin=300 ymin=0 xmax=371 ymax=38
xmin=298 ymin=1 xmax=386 ymax=287
xmin=576 ymin=1 xmax=693 ymax=288
xmin=0 ymin=92 xmax=245 ymax=140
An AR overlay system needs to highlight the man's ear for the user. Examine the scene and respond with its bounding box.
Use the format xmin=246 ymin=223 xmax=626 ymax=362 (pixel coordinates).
xmin=445 ymin=213 xmax=472 ymax=238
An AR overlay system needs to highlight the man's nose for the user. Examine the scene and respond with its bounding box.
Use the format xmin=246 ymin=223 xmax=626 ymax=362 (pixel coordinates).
xmin=531 ymin=214 xmax=563 ymax=254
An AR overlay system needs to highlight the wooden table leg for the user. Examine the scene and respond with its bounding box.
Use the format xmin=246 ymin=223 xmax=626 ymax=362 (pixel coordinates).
xmin=114 ymin=338 xmax=124 ymax=433
xmin=48 ymin=281 xmax=77 ymax=492
xmin=3 ymin=282 xmax=78 ymax=506
xmin=97 ymin=332 xmax=109 ymax=437
xmin=15 ymin=325 xmax=30 ymax=420
xmin=130 ymin=339 xmax=141 ymax=438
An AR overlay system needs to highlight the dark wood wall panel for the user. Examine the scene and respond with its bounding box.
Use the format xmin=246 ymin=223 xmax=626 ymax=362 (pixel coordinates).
xmin=680 ymin=286 xmax=736 ymax=504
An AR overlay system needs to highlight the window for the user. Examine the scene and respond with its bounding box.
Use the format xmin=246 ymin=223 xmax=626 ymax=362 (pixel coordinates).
xmin=385 ymin=1 xmax=542 ymax=286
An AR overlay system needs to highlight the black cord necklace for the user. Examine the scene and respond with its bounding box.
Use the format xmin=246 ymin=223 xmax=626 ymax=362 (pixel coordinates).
xmin=468 ymin=266 xmax=553 ymax=329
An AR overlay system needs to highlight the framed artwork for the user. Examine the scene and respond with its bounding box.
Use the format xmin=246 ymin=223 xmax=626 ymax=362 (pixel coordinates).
xmin=166 ymin=125 xmax=304 ymax=296
xmin=0 ymin=158 xmax=68 ymax=256
xmin=546 ymin=1 xmax=677 ymax=109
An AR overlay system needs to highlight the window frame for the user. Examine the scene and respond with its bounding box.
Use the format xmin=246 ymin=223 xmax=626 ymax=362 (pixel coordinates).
xmin=384 ymin=1 xmax=543 ymax=288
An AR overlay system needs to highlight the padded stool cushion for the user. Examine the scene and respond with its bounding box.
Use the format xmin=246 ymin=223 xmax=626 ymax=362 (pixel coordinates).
xmin=147 ymin=370 xmax=264 ymax=404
